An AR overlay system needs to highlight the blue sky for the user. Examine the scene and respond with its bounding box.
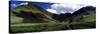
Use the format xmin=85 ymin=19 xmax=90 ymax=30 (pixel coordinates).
xmin=9 ymin=1 xmax=86 ymax=14
xmin=10 ymin=1 xmax=53 ymax=9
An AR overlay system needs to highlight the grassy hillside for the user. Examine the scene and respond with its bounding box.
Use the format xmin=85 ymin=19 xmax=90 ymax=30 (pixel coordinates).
xmin=10 ymin=4 xmax=96 ymax=33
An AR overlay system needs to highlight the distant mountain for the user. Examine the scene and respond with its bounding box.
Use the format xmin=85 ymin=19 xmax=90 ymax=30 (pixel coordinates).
xmin=52 ymin=6 xmax=96 ymax=22
xmin=11 ymin=3 xmax=96 ymax=23
xmin=52 ymin=13 xmax=72 ymax=21
xmin=72 ymin=6 xmax=96 ymax=15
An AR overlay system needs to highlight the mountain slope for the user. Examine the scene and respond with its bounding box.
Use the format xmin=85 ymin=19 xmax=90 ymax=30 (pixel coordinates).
xmin=10 ymin=3 xmax=56 ymax=23
xmin=10 ymin=3 xmax=96 ymax=33
xmin=52 ymin=6 xmax=96 ymax=22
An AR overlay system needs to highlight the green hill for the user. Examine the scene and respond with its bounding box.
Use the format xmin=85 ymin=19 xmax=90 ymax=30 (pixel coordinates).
xmin=10 ymin=3 xmax=96 ymax=33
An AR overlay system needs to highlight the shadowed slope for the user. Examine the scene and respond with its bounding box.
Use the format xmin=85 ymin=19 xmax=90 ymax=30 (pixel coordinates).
xmin=11 ymin=3 xmax=55 ymax=23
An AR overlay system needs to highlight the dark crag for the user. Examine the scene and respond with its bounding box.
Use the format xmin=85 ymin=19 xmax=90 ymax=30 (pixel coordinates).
xmin=52 ymin=6 xmax=96 ymax=22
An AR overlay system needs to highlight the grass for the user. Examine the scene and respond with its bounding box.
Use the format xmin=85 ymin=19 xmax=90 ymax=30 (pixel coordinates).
xmin=10 ymin=14 xmax=96 ymax=33
xmin=10 ymin=23 xmax=68 ymax=33
xmin=10 ymin=4 xmax=96 ymax=33
xmin=10 ymin=21 xmax=96 ymax=33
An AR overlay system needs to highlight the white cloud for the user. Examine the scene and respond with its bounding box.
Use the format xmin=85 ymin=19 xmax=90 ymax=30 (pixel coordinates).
xmin=19 ymin=2 xmax=28 ymax=5
xmin=14 ymin=0 xmax=95 ymax=6
xmin=11 ymin=2 xmax=28 ymax=8
xmin=46 ymin=9 xmax=59 ymax=14
xmin=46 ymin=3 xmax=86 ymax=14
xmin=11 ymin=4 xmax=18 ymax=8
